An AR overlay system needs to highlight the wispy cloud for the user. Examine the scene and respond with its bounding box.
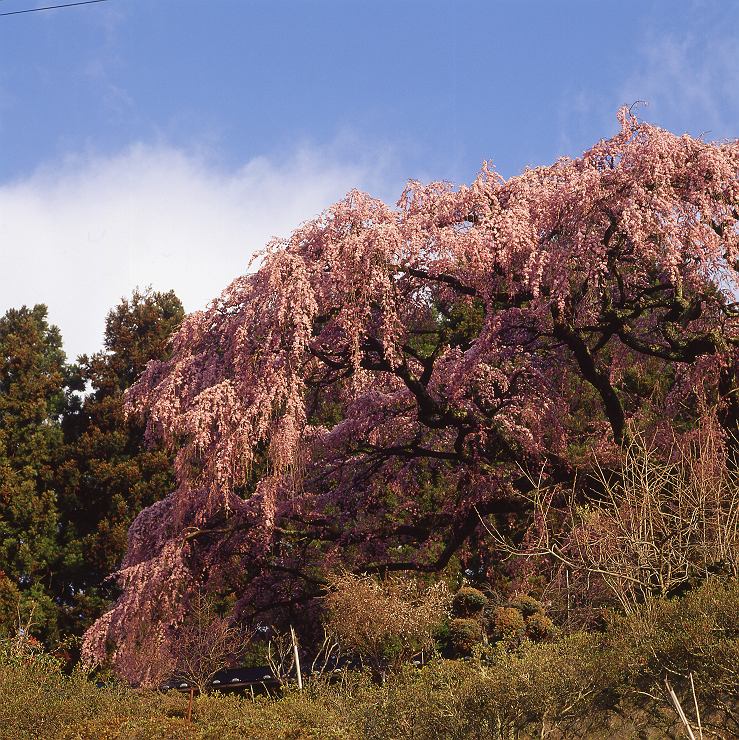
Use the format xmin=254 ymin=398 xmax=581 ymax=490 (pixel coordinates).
xmin=620 ymin=31 xmax=739 ymax=139
xmin=0 ymin=141 xmax=400 ymax=360
xmin=83 ymin=1 xmax=136 ymax=123
xmin=555 ymin=23 xmax=739 ymax=160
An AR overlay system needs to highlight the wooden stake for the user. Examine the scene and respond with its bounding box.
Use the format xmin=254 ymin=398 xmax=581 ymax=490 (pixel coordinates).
xmin=665 ymin=678 xmax=696 ymax=740
xmin=186 ymin=686 xmax=194 ymax=723
xmin=689 ymin=673 xmax=703 ymax=740
xmin=290 ymin=625 xmax=303 ymax=692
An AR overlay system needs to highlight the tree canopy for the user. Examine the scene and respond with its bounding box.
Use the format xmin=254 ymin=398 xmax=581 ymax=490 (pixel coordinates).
xmin=55 ymin=289 xmax=184 ymax=636
xmin=0 ymin=290 xmax=184 ymax=644
xmin=82 ymin=111 xmax=739 ymax=684
xmin=0 ymin=305 xmax=66 ymax=640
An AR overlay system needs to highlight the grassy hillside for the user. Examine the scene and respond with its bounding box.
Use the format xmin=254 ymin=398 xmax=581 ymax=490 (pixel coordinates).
xmin=1 ymin=578 xmax=737 ymax=739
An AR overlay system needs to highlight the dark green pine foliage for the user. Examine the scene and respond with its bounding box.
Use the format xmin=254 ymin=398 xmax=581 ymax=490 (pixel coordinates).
xmin=0 ymin=305 xmax=67 ymax=640
xmin=56 ymin=289 xmax=184 ymax=637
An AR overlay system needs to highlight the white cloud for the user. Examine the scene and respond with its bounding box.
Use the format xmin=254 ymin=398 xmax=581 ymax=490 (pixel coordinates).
xmin=0 ymin=141 xmax=399 ymax=361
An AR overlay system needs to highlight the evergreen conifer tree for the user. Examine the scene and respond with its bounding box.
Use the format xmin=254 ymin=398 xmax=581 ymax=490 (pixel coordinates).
xmin=55 ymin=289 xmax=184 ymax=636
xmin=0 ymin=305 xmax=66 ymax=640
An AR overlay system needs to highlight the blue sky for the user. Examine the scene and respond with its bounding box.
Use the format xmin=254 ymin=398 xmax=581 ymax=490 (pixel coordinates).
xmin=1 ymin=0 xmax=738 ymax=358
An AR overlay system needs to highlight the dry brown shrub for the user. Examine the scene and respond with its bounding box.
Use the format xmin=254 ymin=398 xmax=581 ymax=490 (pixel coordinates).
xmin=323 ymin=573 xmax=450 ymax=680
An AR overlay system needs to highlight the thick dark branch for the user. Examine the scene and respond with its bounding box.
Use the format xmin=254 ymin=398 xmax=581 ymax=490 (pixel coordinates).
xmin=360 ymin=335 xmax=477 ymax=433
xmin=402 ymin=266 xmax=479 ymax=297
xmin=617 ymin=326 xmax=720 ymax=362
xmin=359 ymin=441 xmax=462 ymax=463
xmin=310 ymin=346 xmax=350 ymax=370
xmin=552 ymin=312 xmax=627 ymax=444
xmin=268 ymin=563 xmax=330 ymax=588
xmin=358 ymin=495 xmax=527 ymax=576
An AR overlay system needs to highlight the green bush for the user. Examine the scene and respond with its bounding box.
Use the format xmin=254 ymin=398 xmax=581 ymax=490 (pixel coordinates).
xmin=507 ymin=594 xmax=544 ymax=618
xmin=490 ymin=606 xmax=526 ymax=646
xmin=451 ymin=586 xmax=488 ymax=617
xmin=524 ymin=611 xmax=555 ymax=642
xmin=0 ymin=645 xmax=189 ymax=738
xmin=447 ymin=617 xmax=484 ymax=656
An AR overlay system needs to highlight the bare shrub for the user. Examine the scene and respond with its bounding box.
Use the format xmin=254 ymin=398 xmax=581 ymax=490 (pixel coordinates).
xmin=484 ymin=420 xmax=739 ymax=614
xmin=171 ymin=592 xmax=254 ymax=694
xmin=1 ymin=602 xmax=41 ymax=659
xmin=323 ymin=573 xmax=450 ymax=681
xmin=265 ymin=626 xmax=341 ymax=690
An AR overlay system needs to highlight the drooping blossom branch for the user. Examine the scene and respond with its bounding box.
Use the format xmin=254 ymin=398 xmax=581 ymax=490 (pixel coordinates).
xmin=84 ymin=110 xmax=738 ymax=683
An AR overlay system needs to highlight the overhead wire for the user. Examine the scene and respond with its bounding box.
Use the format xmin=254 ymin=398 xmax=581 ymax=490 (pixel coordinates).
xmin=0 ymin=0 xmax=111 ymax=17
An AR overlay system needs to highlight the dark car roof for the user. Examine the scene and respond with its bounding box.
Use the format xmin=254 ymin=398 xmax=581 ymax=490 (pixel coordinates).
xmin=161 ymin=666 xmax=279 ymax=691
